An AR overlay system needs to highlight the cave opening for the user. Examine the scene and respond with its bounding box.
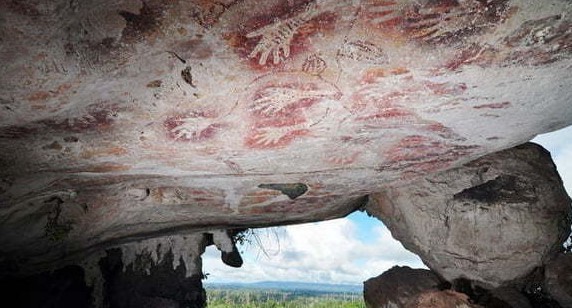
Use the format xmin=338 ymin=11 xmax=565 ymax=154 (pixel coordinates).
xmin=201 ymin=210 xmax=425 ymax=306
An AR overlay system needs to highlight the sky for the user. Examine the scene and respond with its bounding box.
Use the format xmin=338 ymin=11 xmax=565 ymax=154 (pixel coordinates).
xmin=202 ymin=125 xmax=572 ymax=285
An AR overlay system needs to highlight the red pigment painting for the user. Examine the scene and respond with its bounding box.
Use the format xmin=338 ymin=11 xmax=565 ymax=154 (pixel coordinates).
xmin=225 ymin=1 xmax=337 ymax=69
xmin=245 ymin=127 xmax=310 ymax=149
xmin=336 ymin=40 xmax=388 ymax=65
xmin=444 ymin=43 xmax=498 ymax=71
xmin=189 ymin=0 xmax=241 ymax=29
xmin=344 ymin=68 xmax=477 ymax=171
xmin=246 ymin=196 xmax=328 ymax=215
xmin=0 ymin=125 xmax=37 ymax=140
xmin=41 ymin=103 xmax=120 ymax=133
xmin=502 ymin=15 xmax=571 ymax=66
xmin=349 ymin=71 xmax=466 ymax=138
xmin=247 ymin=78 xmax=341 ymax=118
xmin=302 ymin=53 xmax=327 ymax=75
xmin=443 ymin=14 xmax=570 ymax=71
xmin=150 ymin=186 xmax=224 ymax=205
xmin=381 ymin=135 xmax=478 ymax=178
xmin=324 ymin=135 xmax=370 ymax=165
xmin=473 ymin=102 xmax=511 ymax=109
xmin=242 ymin=73 xmax=341 ymax=149
xmin=163 ymin=110 xmax=223 ymax=142
xmin=360 ymin=0 xmax=511 ymax=44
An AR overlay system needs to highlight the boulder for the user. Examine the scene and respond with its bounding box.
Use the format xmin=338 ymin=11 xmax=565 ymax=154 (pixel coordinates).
xmin=363 ymin=266 xmax=443 ymax=308
xmin=486 ymin=287 xmax=533 ymax=308
xmin=409 ymin=290 xmax=477 ymax=308
xmin=367 ymin=143 xmax=572 ymax=288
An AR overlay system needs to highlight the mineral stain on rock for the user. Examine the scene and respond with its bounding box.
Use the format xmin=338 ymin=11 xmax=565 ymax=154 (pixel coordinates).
xmin=181 ymin=66 xmax=196 ymax=87
xmin=118 ymin=2 xmax=162 ymax=43
xmin=257 ymin=183 xmax=308 ymax=200
xmin=453 ymin=174 xmax=538 ymax=204
xmin=44 ymin=197 xmax=74 ymax=242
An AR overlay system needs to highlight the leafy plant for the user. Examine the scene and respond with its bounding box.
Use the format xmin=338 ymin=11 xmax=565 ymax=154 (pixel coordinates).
xmin=231 ymin=227 xmax=283 ymax=257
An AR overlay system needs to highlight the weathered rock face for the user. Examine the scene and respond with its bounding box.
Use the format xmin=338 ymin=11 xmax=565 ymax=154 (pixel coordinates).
xmin=545 ymin=253 xmax=572 ymax=307
xmin=367 ymin=143 xmax=572 ymax=288
xmin=0 ymin=244 xmax=209 ymax=308
xmin=0 ymin=0 xmax=571 ymax=283
xmin=0 ymin=265 xmax=92 ymax=308
xmin=487 ymin=287 xmax=534 ymax=308
xmin=410 ymin=290 xmax=476 ymax=308
xmin=97 ymin=248 xmax=206 ymax=308
xmin=363 ymin=266 xmax=478 ymax=308
xmin=363 ymin=266 xmax=444 ymax=308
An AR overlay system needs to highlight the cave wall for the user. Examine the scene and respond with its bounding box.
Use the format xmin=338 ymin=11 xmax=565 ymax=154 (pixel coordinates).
xmin=0 ymin=247 xmax=208 ymax=308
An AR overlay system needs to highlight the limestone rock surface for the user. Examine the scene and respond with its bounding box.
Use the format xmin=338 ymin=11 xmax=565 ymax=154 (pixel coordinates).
xmin=0 ymin=0 xmax=571 ymax=275
xmin=97 ymin=248 xmax=206 ymax=308
xmin=367 ymin=143 xmax=572 ymax=288
xmin=1 ymin=0 xmax=572 ymax=305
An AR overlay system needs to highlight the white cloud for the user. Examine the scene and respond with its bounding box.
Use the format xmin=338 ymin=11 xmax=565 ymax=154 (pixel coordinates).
xmin=554 ymin=145 xmax=572 ymax=195
xmin=202 ymin=218 xmax=425 ymax=284
xmin=533 ymin=125 xmax=572 ymax=195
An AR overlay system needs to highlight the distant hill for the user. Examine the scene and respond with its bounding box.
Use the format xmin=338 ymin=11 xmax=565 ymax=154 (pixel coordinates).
xmin=204 ymin=281 xmax=363 ymax=294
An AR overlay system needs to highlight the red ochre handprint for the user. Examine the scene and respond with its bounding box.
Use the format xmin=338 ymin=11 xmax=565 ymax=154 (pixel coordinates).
xmin=164 ymin=111 xmax=223 ymax=142
xmin=242 ymin=72 xmax=343 ymax=149
xmin=246 ymin=2 xmax=319 ymax=65
xmin=361 ymin=0 xmax=511 ymax=44
xmin=248 ymin=82 xmax=341 ymax=117
xmin=245 ymin=126 xmax=310 ymax=149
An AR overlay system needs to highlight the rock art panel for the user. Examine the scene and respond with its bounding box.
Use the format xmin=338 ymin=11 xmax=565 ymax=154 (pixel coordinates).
xmin=337 ymin=40 xmax=388 ymax=65
xmin=224 ymin=0 xmax=339 ymax=69
xmin=189 ymin=0 xmax=242 ymax=29
xmin=444 ymin=13 xmax=571 ymax=71
xmin=360 ymin=0 xmax=512 ymax=44
xmin=302 ymin=53 xmax=327 ymax=75
xmin=41 ymin=103 xmax=121 ymax=133
xmin=245 ymin=2 xmax=320 ymax=66
xmin=0 ymin=0 xmax=571 ymax=283
xmin=241 ymin=72 xmax=343 ymax=149
xmin=340 ymin=68 xmax=477 ymax=174
xmin=164 ymin=110 xmax=224 ymax=142
xmin=503 ymin=14 xmax=572 ymax=66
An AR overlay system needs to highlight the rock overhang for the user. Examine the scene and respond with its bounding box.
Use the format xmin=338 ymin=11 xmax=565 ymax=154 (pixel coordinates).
xmin=0 ymin=0 xmax=571 ymax=275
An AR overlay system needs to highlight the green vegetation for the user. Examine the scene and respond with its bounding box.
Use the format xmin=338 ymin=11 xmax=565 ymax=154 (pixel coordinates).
xmin=206 ymin=288 xmax=365 ymax=308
